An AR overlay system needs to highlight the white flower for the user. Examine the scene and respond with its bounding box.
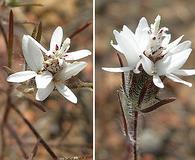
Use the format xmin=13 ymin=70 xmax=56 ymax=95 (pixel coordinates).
xmin=36 ymin=61 xmax=87 ymax=103
xmin=7 ymin=35 xmax=53 ymax=89
xmin=103 ymin=15 xmax=195 ymax=88
xmin=140 ymin=16 xmax=195 ymax=88
xmin=102 ymin=17 xmax=150 ymax=73
xmin=26 ymin=26 xmax=91 ymax=63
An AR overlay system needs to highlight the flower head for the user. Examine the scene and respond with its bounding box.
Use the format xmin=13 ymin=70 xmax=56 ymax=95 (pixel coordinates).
xmin=140 ymin=16 xmax=195 ymax=88
xmin=103 ymin=15 xmax=195 ymax=88
xmin=7 ymin=26 xmax=91 ymax=103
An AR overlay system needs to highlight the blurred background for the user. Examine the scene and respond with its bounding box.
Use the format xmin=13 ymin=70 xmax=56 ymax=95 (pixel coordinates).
xmin=0 ymin=0 xmax=92 ymax=159
xmin=96 ymin=0 xmax=195 ymax=160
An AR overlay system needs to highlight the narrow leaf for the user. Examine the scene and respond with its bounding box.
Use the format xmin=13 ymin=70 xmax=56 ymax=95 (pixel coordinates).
xmin=7 ymin=2 xmax=43 ymax=7
xmin=8 ymin=10 xmax=14 ymax=68
xmin=116 ymin=53 xmax=126 ymax=92
xmin=140 ymin=97 xmax=176 ymax=113
xmin=36 ymin=22 xmax=42 ymax=42
xmin=69 ymin=21 xmax=92 ymax=39
xmin=117 ymin=91 xmax=128 ymax=136
xmin=31 ymin=25 xmax=37 ymax=38
xmin=138 ymin=80 xmax=151 ymax=106
xmin=2 ymin=66 xmax=14 ymax=75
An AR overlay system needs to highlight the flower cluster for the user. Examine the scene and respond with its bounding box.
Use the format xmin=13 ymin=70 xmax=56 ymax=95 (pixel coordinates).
xmin=7 ymin=26 xmax=91 ymax=103
xmin=103 ymin=15 xmax=195 ymax=88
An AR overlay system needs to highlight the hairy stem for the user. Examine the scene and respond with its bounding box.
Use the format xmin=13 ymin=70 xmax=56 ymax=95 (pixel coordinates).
xmin=133 ymin=111 xmax=138 ymax=160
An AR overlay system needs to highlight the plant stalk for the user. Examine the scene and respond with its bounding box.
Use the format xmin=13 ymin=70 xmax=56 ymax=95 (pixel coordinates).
xmin=133 ymin=111 xmax=138 ymax=160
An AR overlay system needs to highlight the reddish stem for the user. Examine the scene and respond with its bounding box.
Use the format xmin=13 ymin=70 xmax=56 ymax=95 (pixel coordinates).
xmin=133 ymin=111 xmax=138 ymax=160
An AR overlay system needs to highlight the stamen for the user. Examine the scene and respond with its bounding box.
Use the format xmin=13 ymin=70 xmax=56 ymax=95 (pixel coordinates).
xmin=55 ymin=44 xmax=59 ymax=51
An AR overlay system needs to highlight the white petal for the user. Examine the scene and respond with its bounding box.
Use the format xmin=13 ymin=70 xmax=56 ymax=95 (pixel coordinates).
xmin=135 ymin=17 xmax=150 ymax=51
xmin=7 ymin=71 xmax=37 ymax=82
xmin=110 ymin=40 xmax=123 ymax=53
xmin=140 ymin=55 xmax=154 ymax=75
xmin=172 ymin=69 xmax=195 ymax=76
xmin=102 ymin=66 xmax=133 ymax=72
xmin=167 ymin=49 xmax=192 ymax=73
xmin=50 ymin=26 xmax=63 ymax=52
xmin=56 ymin=62 xmax=87 ymax=81
xmin=65 ymin=50 xmax=91 ymax=60
xmin=153 ymin=75 xmax=164 ymax=88
xmin=122 ymin=25 xmax=141 ymax=51
xmin=60 ymin=38 xmax=71 ymax=52
xmin=36 ymin=82 xmax=54 ymax=101
xmin=167 ymin=41 xmax=191 ymax=56
xmin=166 ymin=74 xmax=192 ymax=87
xmin=166 ymin=35 xmax=183 ymax=51
xmin=155 ymin=56 xmax=172 ymax=75
xmin=135 ymin=17 xmax=149 ymax=35
xmin=35 ymin=71 xmax=53 ymax=88
xmin=56 ymin=84 xmax=77 ymax=103
xmin=22 ymin=36 xmax=44 ymax=72
xmin=113 ymin=30 xmax=140 ymax=66
xmin=161 ymin=34 xmax=171 ymax=48
xmin=26 ymin=35 xmax=48 ymax=54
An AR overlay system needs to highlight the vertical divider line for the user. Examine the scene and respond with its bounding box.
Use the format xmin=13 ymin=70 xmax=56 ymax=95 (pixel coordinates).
xmin=93 ymin=0 xmax=95 ymax=159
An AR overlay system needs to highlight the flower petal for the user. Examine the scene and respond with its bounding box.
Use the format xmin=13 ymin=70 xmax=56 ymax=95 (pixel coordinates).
xmin=110 ymin=40 xmax=123 ymax=53
xmin=35 ymin=71 xmax=53 ymax=88
xmin=65 ymin=50 xmax=91 ymax=60
xmin=102 ymin=66 xmax=134 ymax=72
xmin=155 ymin=56 xmax=172 ymax=75
xmin=50 ymin=26 xmax=63 ymax=52
xmin=153 ymin=75 xmax=164 ymax=88
xmin=161 ymin=34 xmax=171 ymax=48
xmin=60 ymin=38 xmax=70 ymax=53
xmin=113 ymin=30 xmax=140 ymax=66
xmin=56 ymin=62 xmax=87 ymax=81
xmin=7 ymin=71 xmax=37 ymax=82
xmin=122 ymin=25 xmax=141 ymax=51
xmin=140 ymin=55 xmax=154 ymax=75
xmin=135 ymin=17 xmax=150 ymax=51
xmin=26 ymin=35 xmax=48 ymax=54
xmin=167 ymin=48 xmax=192 ymax=73
xmin=166 ymin=35 xmax=183 ymax=51
xmin=22 ymin=35 xmax=44 ymax=72
xmin=172 ymin=69 xmax=195 ymax=76
xmin=166 ymin=74 xmax=192 ymax=87
xmin=167 ymin=40 xmax=191 ymax=56
xmin=36 ymin=82 xmax=54 ymax=101
xmin=56 ymin=84 xmax=77 ymax=103
xmin=135 ymin=17 xmax=149 ymax=36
